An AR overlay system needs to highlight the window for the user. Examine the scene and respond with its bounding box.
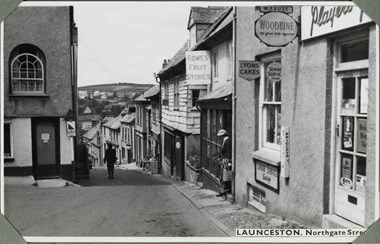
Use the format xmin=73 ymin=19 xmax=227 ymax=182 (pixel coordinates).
xmin=164 ymin=131 xmax=174 ymax=161
xmin=174 ymin=79 xmax=179 ymax=108
xmin=227 ymin=41 xmax=233 ymax=79
xmin=10 ymin=45 xmax=45 ymax=94
xmin=4 ymin=122 xmax=13 ymax=158
xmin=340 ymin=39 xmax=369 ymax=63
xmin=212 ymin=50 xmax=219 ymax=82
xmin=191 ymin=90 xmax=200 ymax=107
xmin=260 ymin=58 xmax=281 ymax=150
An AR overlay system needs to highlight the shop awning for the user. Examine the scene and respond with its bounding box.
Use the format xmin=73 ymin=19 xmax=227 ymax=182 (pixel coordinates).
xmin=197 ymin=83 xmax=231 ymax=102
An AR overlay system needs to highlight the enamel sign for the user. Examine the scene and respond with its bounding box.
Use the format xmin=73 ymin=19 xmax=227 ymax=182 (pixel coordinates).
xmin=255 ymin=12 xmax=298 ymax=47
xmin=301 ymin=5 xmax=372 ymax=40
xmin=255 ymin=161 xmax=279 ymax=191
xmin=239 ymin=61 xmax=260 ymax=81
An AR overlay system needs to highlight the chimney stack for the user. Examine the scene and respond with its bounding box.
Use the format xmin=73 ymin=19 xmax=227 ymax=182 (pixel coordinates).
xmin=162 ymin=59 xmax=168 ymax=68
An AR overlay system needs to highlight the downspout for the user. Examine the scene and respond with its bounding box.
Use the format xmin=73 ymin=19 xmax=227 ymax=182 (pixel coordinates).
xmin=231 ymin=6 xmax=237 ymax=201
xmin=155 ymin=73 xmax=162 ymax=174
xmin=70 ymin=6 xmax=79 ymax=183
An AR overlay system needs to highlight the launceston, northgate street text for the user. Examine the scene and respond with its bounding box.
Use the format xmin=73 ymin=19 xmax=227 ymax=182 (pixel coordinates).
xmin=235 ymin=229 xmax=365 ymax=237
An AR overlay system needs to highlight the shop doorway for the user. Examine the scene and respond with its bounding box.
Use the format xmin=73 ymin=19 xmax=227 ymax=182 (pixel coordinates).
xmin=334 ymin=70 xmax=368 ymax=226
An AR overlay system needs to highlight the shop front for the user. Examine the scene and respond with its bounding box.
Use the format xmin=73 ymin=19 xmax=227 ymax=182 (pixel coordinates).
xmin=234 ymin=5 xmax=378 ymax=228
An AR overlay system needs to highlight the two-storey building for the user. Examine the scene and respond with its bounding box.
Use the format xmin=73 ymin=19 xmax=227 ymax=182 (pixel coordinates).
xmin=134 ymin=94 xmax=149 ymax=166
xmin=3 ymin=6 xmax=78 ymax=180
xmin=101 ymin=114 xmax=122 ymax=164
xmin=120 ymin=110 xmax=136 ymax=164
xmin=144 ymin=84 xmax=161 ymax=173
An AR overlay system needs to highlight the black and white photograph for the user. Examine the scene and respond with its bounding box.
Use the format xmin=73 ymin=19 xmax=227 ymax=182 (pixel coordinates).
xmin=1 ymin=1 xmax=379 ymax=243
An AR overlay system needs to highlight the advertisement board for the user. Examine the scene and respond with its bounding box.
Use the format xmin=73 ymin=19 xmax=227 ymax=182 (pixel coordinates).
xmin=185 ymin=51 xmax=211 ymax=85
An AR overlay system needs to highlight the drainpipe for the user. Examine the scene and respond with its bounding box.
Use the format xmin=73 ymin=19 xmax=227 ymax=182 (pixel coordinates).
xmin=154 ymin=73 xmax=162 ymax=174
xmin=231 ymin=6 xmax=237 ymax=201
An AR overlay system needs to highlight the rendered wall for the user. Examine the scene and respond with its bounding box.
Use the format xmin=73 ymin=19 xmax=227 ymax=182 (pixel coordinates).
xmin=235 ymin=7 xmax=329 ymax=227
xmin=4 ymin=7 xmax=73 ymax=118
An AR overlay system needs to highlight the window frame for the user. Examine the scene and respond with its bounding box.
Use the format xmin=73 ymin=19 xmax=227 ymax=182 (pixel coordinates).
xmin=9 ymin=45 xmax=46 ymax=95
xmin=212 ymin=49 xmax=219 ymax=82
xmin=173 ymin=78 xmax=180 ymax=109
xmin=259 ymin=56 xmax=282 ymax=152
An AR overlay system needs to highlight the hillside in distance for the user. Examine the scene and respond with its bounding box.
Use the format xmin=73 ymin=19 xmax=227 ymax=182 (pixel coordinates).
xmin=78 ymin=82 xmax=155 ymax=93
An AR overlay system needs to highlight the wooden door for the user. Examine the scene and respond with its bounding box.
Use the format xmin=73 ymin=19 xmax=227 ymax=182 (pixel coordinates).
xmin=175 ymin=134 xmax=184 ymax=181
xmin=32 ymin=118 xmax=60 ymax=179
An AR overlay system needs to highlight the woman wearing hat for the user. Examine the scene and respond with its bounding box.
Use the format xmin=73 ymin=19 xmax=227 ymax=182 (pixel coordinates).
xmin=216 ymin=129 xmax=232 ymax=197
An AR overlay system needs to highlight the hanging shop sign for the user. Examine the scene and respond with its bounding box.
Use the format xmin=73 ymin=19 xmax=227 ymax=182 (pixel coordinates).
xmin=66 ymin=121 xmax=76 ymax=137
xmin=280 ymin=126 xmax=290 ymax=178
xmin=259 ymin=6 xmax=293 ymax=14
xmin=255 ymin=12 xmax=298 ymax=47
xmin=266 ymin=61 xmax=281 ymax=82
xmin=186 ymin=51 xmax=211 ymax=85
xmin=239 ymin=60 xmax=260 ymax=81
xmin=255 ymin=160 xmax=279 ymax=192
xmin=301 ymin=5 xmax=372 ymax=40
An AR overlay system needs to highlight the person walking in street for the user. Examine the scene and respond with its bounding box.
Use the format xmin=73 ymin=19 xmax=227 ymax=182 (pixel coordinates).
xmin=104 ymin=143 xmax=117 ymax=179
xmin=216 ymin=129 xmax=232 ymax=197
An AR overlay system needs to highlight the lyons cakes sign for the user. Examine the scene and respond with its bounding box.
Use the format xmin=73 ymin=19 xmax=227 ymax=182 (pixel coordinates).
xmin=255 ymin=11 xmax=298 ymax=47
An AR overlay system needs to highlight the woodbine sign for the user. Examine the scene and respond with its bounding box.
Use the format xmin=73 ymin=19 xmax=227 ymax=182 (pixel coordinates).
xmin=255 ymin=12 xmax=298 ymax=47
xmin=301 ymin=5 xmax=372 ymax=40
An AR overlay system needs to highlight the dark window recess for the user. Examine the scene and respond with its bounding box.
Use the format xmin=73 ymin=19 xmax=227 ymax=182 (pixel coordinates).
xmin=341 ymin=39 xmax=369 ymax=63
xmin=192 ymin=90 xmax=200 ymax=107
xmin=164 ymin=132 xmax=173 ymax=161
xmin=348 ymin=195 xmax=358 ymax=205
xmin=4 ymin=124 xmax=11 ymax=157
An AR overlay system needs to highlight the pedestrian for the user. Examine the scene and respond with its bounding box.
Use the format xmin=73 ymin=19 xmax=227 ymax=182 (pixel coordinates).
xmin=104 ymin=143 xmax=117 ymax=179
xmin=216 ymin=129 xmax=232 ymax=197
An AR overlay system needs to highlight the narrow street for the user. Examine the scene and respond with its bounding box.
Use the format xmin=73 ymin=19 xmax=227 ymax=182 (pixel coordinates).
xmin=4 ymin=168 xmax=226 ymax=237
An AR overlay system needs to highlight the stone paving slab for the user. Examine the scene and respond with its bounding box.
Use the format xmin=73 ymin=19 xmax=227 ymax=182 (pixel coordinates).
xmin=173 ymin=181 xmax=306 ymax=236
xmin=4 ymin=176 xmax=36 ymax=186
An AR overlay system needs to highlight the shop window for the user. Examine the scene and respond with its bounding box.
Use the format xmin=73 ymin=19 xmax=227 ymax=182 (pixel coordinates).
xmin=260 ymin=59 xmax=282 ymax=150
xmin=174 ymin=79 xmax=179 ymax=109
xmin=212 ymin=50 xmax=219 ymax=82
xmin=164 ymin=131 xmax=174 ymax=162
xmin=4 ymin=122 xmax=13 ymax=159
xmin=9 ymin=44 xmax=45 ymax=95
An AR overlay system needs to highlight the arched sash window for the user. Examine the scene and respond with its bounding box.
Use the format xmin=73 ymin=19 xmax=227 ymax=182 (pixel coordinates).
xmin=10 ymin=45 xmax=45 ymax=94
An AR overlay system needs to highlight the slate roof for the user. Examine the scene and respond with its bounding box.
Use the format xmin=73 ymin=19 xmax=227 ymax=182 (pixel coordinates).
xmin=158 ymin=7 xmax=231 ymax=77
xmin=103 ymin=115 xmax=122 ymax=130
xmin=144 ymin=84 xmax=160 ymax=98
xmin=188 ymin=7 xmax=227 ymax=28
xmin=197 ymin=83 xmax=231 ymax=102
xmin=83 ymin=122 xmax=100 ymax=140
xmin=157 ymin=41 xmax=189 ymax=75
xmin=134 ymin=94 xmax=147 ymax=102
xmin=120 ymin=112 xmax=135 ymax=124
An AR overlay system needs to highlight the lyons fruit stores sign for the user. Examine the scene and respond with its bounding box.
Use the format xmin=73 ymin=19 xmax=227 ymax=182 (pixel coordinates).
xmin=255 ymin=12 xmax=298 ymax=47
xmin=301 ymin=5 xmax=372 ymax=40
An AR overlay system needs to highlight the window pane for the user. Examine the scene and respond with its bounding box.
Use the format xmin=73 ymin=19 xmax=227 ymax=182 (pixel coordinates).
xmin=266 ymin=105 xmax=275 ymax=143
xmin=356 ymin=156 xmax=366 ymax=193
xmin=274 ymin=80 xmax=281 ymax=102
xmin=359 ymin=78 xmax=368 ymax=114
xmin=276 ymin=106 xmax=281 ymax=145
xmin=4 ymin=124 xmax=11 ymax=156
xmin=341 ymin=39 xmax=369 ymax=63
xmin=341 ymin=77 xmax=356 ymax=115
xmin=264 ymin=74 xmax=273 ymax=102
xmin=356 ymin=118 xmax=367 ymax=154
xmin=340 ymin=154 xmax=353 ymax=189
xmin=342 ymin=116 xmax=354 ymax=151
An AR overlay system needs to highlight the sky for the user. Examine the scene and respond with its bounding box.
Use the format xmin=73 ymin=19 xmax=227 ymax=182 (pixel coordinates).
xmin=20 ymin=1 xmax=225 ymax=87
